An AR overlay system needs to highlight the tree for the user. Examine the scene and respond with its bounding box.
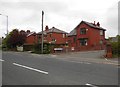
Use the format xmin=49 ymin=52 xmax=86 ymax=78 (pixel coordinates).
xmin=110 ymin=35 xmax=120 ymax=57
xmin=3 ymin=29 xmax=26 ymax=49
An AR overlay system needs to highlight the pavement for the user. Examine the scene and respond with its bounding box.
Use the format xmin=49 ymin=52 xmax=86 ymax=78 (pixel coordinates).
xmin=1 ymin=51 xmax=119 ymax=85
xmin=45 ymin=50 xmax=119 ymax=66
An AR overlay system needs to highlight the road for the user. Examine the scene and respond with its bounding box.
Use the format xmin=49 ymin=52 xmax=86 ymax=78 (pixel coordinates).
xmin=1 ymin=51 xmax=118 ymax=86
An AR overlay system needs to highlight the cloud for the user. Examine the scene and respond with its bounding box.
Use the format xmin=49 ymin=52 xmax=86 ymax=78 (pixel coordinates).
xmin=118 ymin=1 xmax=120 ymax=35
xmin=0 ymin=1 xmax=67 ymax=13
xmin=0 ymin=0 xmax=119 ymax=37
xmin=105 ymin=3 xmax=118 ymax=37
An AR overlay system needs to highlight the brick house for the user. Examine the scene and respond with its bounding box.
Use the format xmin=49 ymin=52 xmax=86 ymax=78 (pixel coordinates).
xmin=24 ymin=31 xmax=37 ymax=51
xmin=37 ymin=26 xmax=68 ymax=52
xmin=25 ymin=32 xmax=37 ymax=45
xmin=67 ymin=21 xmax=106 ymax=51
xmin=38 ymin=26 xmax=67 ymax=44
xmin=24 ymin=26 xmax=68 ymax=52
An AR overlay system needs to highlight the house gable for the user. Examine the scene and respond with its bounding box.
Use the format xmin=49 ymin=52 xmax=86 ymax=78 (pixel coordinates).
xmin=75 ymin=21 xmax=106 ymax=31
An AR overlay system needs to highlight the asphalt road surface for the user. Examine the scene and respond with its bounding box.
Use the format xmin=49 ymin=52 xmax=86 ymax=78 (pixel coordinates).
xmin=1 ymin=51 xmax=118 ymax=85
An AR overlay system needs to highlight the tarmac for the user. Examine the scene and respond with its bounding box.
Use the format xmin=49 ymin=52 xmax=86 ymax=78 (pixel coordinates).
xmin=50 ymin=50 xmax=119 ymax=66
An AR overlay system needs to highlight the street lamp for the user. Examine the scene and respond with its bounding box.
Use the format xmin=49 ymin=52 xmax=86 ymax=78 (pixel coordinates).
xmin=0 ymin=14 xmax=8 ymax=35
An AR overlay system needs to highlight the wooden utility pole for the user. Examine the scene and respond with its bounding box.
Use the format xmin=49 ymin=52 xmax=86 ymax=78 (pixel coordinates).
xmin=41 ymin=11 xmax=44 ymax=54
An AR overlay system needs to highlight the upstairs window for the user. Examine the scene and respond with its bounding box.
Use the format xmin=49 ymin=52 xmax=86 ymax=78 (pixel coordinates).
xmin=80 ymin=28 xmax=86 ymax=34
xmin=63 ymin=34 xmax=65 ymax=38
xmin=100 ymin=30 xmax=103 ymax=35
xmin=52 ymin=38 xmax=56 ymax=42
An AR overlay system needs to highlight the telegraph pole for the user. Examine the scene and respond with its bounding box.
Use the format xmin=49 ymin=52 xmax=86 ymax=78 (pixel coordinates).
xmin=41 ymin=11 xmax=44 ymax=54
xmin=6 ymin=15 xmax=8 ymax=35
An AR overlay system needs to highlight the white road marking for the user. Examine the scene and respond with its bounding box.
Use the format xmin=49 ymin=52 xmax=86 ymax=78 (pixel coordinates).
xmin=13 ymin=63 xmax=48 ymax=75
xmin=0 ymin=59 xmax=4 ymax=62
xmin=105 ymin=58 xmax=108 ymax=60
xmin=85 ymin=83 xmax=98 ymax=87
xmin=84 ymin=62 xmax=91 ymax=64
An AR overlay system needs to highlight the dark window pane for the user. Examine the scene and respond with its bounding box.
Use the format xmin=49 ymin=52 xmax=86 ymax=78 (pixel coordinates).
xmin=80 ymin=28 xmax=86 ymax=34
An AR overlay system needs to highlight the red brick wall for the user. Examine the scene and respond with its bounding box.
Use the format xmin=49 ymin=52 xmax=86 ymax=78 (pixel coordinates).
xmin=67 ymin=35 xmax=76 ymax=47
xmin=25 ymin=32 xmax=67 ymax=45
xmin=45 ymin=32 xmax=67 ymax=44
xmin=25 ymin=35 xmax=38 ymax=45
xmin=67 ymin=22 xmax=106 ymax=51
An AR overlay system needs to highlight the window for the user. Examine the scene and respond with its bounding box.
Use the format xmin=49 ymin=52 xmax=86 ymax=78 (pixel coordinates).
xmin=100 ymin=30 xmax=103 ymax=35
xmin=63 ymin=34 xmax=65 ymax=38
xmin=80 ymin=28 xmax=86 ymax=34
xmin=52 ymin=38 xmax=56 ymax=42
xmin=80 ymin=39 xmax=88 ymax=46
xmin=99 ymin=40 xmax=103 ymax=44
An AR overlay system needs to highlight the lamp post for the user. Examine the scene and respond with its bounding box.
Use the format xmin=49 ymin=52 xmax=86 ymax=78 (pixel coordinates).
xmin=0 ymin=14 xmax=8 ymax=35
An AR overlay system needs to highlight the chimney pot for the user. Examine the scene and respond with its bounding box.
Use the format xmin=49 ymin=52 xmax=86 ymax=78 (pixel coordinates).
xmin=52 ymin=27 xmax=55 ymax=28
xmin=97 ymin=22 xmax=100 ymax=27
xmin=94 ymin=21 xmax=96 ymax=25
xmin=45 ymin=25 xmax=49 ymax=31
xmin=26 ymin=30 xmax=30 ymax=33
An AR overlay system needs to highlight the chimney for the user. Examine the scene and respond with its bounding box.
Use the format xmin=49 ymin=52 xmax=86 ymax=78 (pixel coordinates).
xmin=45 ymin=25 xmax=49 ymax=31
xmin=93 ymin=21 xmax=96 ymax=25
xmin=26 ymin=30 xmax=30 ymax=34
xmin=52 ymin=26 xmax=55 ymax=28
xmin=97 ymin=22 xmax=100 ymax=27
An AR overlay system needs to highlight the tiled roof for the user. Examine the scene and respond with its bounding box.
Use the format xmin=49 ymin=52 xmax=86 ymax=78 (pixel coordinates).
xmin=27 ymin=32 xmax=36 ymax=37
xmin=68 ymin=21 xmax=106 ymax=36
xmin=38 ymin=27 xmax=68 ymax=34
xmin=82 ymin=21 xmax=106 ymax=31
xmin=67 ymin=29 xmax=76 ymax=36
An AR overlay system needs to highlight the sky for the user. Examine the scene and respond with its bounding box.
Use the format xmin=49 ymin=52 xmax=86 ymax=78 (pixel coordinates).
xmin=0 ymin=0 xmax=119 ymax=38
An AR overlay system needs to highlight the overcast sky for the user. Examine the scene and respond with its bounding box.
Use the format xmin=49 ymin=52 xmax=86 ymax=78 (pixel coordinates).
xmin=0 ymin=0 xmax=119 ymax=38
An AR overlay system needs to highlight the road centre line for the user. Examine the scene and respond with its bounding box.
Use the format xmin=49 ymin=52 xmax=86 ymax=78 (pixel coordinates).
xmin=85 ymin=83 xmax=98 ymax=87
xmin=0 ymin=59 xmax=4 ymax=62
xmin=13 ymin=63 xmax=48 ymax=75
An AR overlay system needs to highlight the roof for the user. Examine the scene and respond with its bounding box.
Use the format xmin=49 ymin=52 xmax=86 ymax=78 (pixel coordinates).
xmin=81 ymin=21 xmax=106 ymax=31
xmin=109 ymin=37 xmax=118 ymax=42
xmin=27 ymin=32 xmax=36 ymax=37
xmin=68 ymin=21 xmax=106 ymax=36
xmin=38 ymin=27 xmax=68 ymax=34
xmin=67 ymin=29 xmax=76 ymax=36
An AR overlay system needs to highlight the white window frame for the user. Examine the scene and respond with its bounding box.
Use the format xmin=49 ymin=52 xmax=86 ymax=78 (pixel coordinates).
xmin=63 ymin=34 xmax=65 ymax=38
xmin=100 ymin=30 xmax=103 ymax=35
